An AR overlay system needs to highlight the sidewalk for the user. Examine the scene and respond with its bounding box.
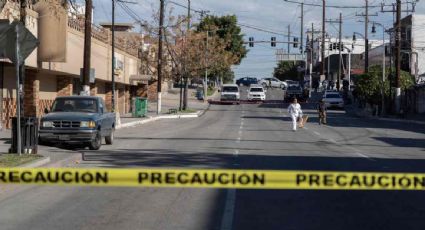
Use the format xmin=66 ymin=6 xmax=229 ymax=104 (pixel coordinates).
xmin=345 ymin=103 xmax=425 ymax=125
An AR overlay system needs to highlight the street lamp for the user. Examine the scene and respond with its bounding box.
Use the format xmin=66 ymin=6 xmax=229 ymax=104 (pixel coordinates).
xmin=371 ymin=22 xmax=387 ymax=116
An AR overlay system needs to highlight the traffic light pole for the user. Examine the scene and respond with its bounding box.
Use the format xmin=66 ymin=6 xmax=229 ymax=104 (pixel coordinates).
xmin=337 ymin=13 xmax=342 ymax=91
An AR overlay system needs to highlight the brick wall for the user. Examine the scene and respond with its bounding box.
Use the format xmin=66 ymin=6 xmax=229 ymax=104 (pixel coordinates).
xmin=105 ymin=82 xmax=113 ymax=112
xmin=57 ymin=76 xmax=73 ymax=96
xmin=2 ymin=98 xmax=16 ymax=129
xmin=23 ymin=71 xmax=39 ymax=117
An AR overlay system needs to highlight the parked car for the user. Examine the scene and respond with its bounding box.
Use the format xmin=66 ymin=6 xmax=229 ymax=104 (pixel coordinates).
xmin=39 ymin=96 xmax=116 ymax=150
xmin=236 ymin=77 xmax=258 ymax=87
xmin=323 ymin=92 xmax=344 ymax=109
xmin=220 ymin=84 xmax=240 ymax=103
xmin=259 ymin=78 xmax=287 ymax=89
xmin=247 ymin=84 xmax=266 ymax=101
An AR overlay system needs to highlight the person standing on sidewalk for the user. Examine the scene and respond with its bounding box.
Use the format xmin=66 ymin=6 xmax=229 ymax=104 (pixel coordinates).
xmin=287 ymin=98 xmax=303 ymax=131
xmin=317 ymin=99 xmax=327 ymax=125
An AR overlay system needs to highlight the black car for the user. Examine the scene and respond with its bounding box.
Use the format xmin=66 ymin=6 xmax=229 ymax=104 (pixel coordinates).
xmin=236 ymin=77 xmax=258 ymax=86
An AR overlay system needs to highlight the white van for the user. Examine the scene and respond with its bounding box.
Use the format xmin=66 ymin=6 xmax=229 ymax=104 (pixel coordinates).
xmin=220 ymin=84 xmax=240 ymax=102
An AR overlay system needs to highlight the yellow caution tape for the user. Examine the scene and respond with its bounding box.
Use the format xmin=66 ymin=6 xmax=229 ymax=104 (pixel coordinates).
xmin=1 ymin=168 xmax=425 ymax=190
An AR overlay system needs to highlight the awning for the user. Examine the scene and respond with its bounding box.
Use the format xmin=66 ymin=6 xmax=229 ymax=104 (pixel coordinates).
xmin=129 ymin=74 xmax=153 ymax=85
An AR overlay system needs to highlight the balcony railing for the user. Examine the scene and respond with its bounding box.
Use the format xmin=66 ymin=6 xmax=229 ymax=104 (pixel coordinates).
xmin=68 ymin=18 xmax=138 ymax=57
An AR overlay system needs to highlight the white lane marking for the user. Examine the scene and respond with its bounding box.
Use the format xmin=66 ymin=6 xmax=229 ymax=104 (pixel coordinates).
xmin=221 ymin=189 xmax=237 ymax=230
xmin=233 ymin=149 xmax=239 ymax=157
xmin=313 ymin=131 xmax=320 ymax=136
xmin=241 ymin=121 xmax=244 ymax=126
xmin=238 ymin=130 xmax=242 ymax=135
xmin=355 ymin=152 xmax=370 ymax=158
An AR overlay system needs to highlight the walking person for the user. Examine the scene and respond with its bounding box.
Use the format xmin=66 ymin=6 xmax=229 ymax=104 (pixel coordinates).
xmin=317 ymin=99 xmax=327 ymax=125
xmin=287 ymin=98 xmax=303 ymax=131
xmin=268 ymin=78 xmax=272 ymax=90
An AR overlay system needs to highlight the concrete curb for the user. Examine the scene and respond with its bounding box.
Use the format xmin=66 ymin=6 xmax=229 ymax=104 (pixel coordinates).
xmin=20 ymin=156 xmax=51 ymax=168
xmin=116 ymin=107 xmax=209 ymax=129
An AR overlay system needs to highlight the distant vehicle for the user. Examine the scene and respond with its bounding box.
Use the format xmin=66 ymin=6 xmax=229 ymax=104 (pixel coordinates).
xmin=220 ymin=84 xmax=240 ymax=103
xmin=285 ymin=80 xmax=300 ymax=87
xmin=236 ymin=77 xmax=258 ymax=86
xmin=259 ymin=78 xmax=287 ymax=89
xmin=323 ymin=89 xmax=339 ymax=97
xmin=285 ymin=85 xmax=304 ymax=100
xmin=323 ymin=92 xmax=344 ymax=109
xmin=247 ymin=84 xmax=266 ymax=101
xmin=39 ymin=96 xmax=116 ymax=150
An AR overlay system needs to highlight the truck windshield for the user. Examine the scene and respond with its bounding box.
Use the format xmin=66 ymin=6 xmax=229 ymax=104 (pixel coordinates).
xmin=222 ymin=87 xmax=239 ymax=92
xmin=52 ymin=98 xmax=98 ymax=113
xmin=250 ymin=88 xmax=264 ymax=92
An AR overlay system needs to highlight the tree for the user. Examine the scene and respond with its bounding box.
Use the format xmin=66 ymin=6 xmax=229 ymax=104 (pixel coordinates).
xmin=197 ymin=15 xmax=248 ymax=65
xmin=273 ymin=61 xmax=303 ymax=81
xmin=354 ymin=65 xmax=414 ymax=105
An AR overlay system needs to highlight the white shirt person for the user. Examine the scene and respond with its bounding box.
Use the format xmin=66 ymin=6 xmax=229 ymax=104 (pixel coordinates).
xmin=287 ymin=98 xmax=303 ymax=131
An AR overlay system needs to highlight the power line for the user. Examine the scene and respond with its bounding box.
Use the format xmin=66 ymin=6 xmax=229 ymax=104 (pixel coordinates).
xmin=283 ymin=0 xmax=381 ymax=9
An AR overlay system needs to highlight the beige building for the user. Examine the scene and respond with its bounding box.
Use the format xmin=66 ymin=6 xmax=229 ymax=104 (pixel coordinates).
xmin=0 ymin=1 xmax=154 ymax=128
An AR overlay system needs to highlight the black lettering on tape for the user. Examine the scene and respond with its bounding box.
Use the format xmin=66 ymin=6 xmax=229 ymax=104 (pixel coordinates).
xmin=0 ymin=171 xmax=5 ymax=182
xmin=62 ymin=172 xmax=73 ymax=183
xmin=165 ymin=173 xmax=175 ymax=184
xmin=363 ymin=176 xmax=376 ymax=187
xmin=399 ymin=176 xmax=411 ymax=188
xmin=323 ymin=174 xmax=334 ymax=187
xmin=81 ymin=173 xmax=94 ymax=183
xmin=10 ymin=171 xmax=20 ymax=183
xmin=95 ymin=172 xmax=108 ymax=184
xmin=296 ymin=174 xmax=307 ymax=185
xmin=191 ymin=173 xmax=202 ymax=184
xmin=21 ymin=172 xmax=33 ymax=183
xmin=138 ymin=172 xmax=149 ymax=183
xmin=151 ymin=172 xmax=162 ymax=184
xmin=47 ymin=172 xmax=59 ymax=183
xmin=253 ymin=173 xmax=265 ymax=185
xmin=204 ymin=174 xmax=216 ymax=184
xmin=177 ymin=173 xmax=188 ymax=184
xmin=413 ymin=177 xmax=425 ymax=188
xmin=335 ymin=175 xmax=347 ymax=186
xmin=238 ymin=174 xmax=250 ymax=185
xmin=378 ymin=176 xmax=389 ymax=188
xmin=350 ymin=176 xmax=361 ymax=187
xmin=309 ymin=175 xmax=320 ymax=186
xmin=218 ymin=174 xmax=229 ymax=184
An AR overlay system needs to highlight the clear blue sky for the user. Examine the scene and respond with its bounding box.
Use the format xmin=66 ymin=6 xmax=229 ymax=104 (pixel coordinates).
xmin=91 ymin=0 xmax=425 ymax=80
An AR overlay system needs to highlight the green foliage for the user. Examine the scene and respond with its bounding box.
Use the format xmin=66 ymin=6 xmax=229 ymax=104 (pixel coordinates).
xmin=197 ymin=15 xmax=248 ymax=65
xmin=354 ymin=65 xmax=415 ymax=105
xmin=273 ymin=61 xmax=302 ymax=81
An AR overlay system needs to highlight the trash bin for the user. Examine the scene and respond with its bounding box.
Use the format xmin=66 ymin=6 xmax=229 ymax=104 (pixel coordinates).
xmin=132 ymin=97 xmax=148 ymax=117
xmin=196 ymin=89 xmax=204 ymax=100
xmin=9 ymin=117 xmax=39 ymax=154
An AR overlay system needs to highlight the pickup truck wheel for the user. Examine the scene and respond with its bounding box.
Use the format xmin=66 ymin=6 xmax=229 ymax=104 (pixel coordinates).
xmin=89 ymin=132 xmax=102 ymax=150
xmin=105 ymin=129 xmax=114 ymax=145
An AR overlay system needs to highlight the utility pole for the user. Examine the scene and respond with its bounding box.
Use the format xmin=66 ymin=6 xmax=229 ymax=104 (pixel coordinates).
xmin=180 ymin=0 xmax=190 ymax=111
xmin=111 ymin=0 xmax=116 ymax=112
xmin=204 ymin=31 xmax=208 ymax=102
xmin=337 ymin=13 xmax=342 ymax=91
xmin=287 ymin=25 xmax=291 ymax=54
xmin=82 ymin=0 xmax=92 ymax=95
xmin=157 ymin=0 xmax=164 ymax=114
xmin=310 ymin=23 xmax=314 ymax=96
xmin=300 ymin=2 xmax=304 ymax=55
xmin=326 ymin=15 xmax=342 ymax=90
xmin=19 ymin=0 xmax=26 ymax=116
xmin=395 ymin=0 xmax=401 ymax=113
xmin=356 ymin=0 xmax=377 ymax=73
xmin=321 ymin=0 xmax=326 ymax=79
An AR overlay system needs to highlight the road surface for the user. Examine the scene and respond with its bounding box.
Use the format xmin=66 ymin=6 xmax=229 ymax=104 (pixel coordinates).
xmin=1 ymin=87 xmax=425 ymax=230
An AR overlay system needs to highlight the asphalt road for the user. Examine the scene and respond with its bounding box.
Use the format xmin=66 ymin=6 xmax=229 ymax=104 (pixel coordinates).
xmin=1 ymin=87 xmax=425 ymax=230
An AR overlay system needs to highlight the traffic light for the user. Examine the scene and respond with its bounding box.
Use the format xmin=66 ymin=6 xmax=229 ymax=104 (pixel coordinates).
xmin=249 ymin=37 xmax=254 ymax=47
xmin=340 ymin=42 xmax=344 ymax=51
xmin=271 ymin=37 xmax=276 ymax=47
xmin=329 ymin=43 xmax=333 ymax=51
xmin=332 ymin=43 xmax=337 ymax=50
xmin=293 ymin=37 xmax=298 ymax=48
